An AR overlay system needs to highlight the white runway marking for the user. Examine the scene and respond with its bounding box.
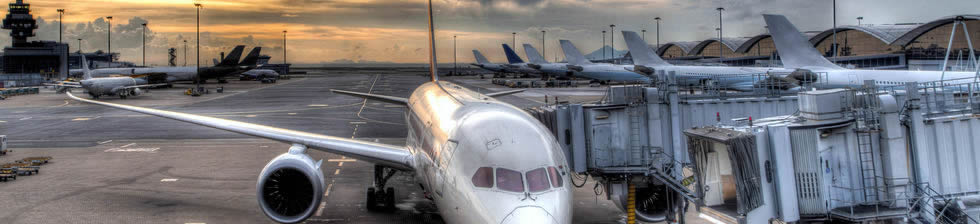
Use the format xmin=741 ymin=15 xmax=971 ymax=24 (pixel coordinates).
xmin=245 ymin=115 xmax=257 ymax=117
xmin=308 ymin=104 xmax=329 ymax=107
xmin=288 ymin=113 xmax=297 ymax=115
xmin=160 ymin=178 xmax=179 ymax=182
xmin=72 ymin=117 xmax=91 ymax=121
xmin=105 ymin=143 xmax=158 ymax=152
xmin=327 ymin=159 xmax=357 ymax=162
xmin=19 ymin=117 xmax=31 ymax=120
xmin=98 ymin=140 xmax=113 ymax=144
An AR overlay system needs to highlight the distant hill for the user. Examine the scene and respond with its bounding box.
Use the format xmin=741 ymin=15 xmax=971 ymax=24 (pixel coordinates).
xmin=584 ymin=45 xmax=628 ymax=60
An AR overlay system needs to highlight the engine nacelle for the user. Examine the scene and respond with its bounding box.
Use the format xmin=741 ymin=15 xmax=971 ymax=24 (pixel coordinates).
xmin=257 ymin=145 xmax=325 ymax=223
xmin=130 ymin=88 xmax=142 ymax=96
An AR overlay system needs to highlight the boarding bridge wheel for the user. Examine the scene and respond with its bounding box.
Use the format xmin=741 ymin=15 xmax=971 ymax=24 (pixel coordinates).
xmin=366 ymin=165 xmax=398 ymax=211
xmin=612 ymin=182 xmax=687 ymax=223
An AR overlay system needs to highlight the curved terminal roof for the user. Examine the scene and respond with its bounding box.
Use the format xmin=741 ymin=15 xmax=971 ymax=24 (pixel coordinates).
xmin=659 ymin=14 xmax=980 ymax=56
xmin=893 ymin=15 xmax=980 ymax=46
xmin=690 ymin=37 xmax=751 ymax=55
xmin=657 ymin=41 xmax=700 ymax=55
xmin=808 ymin=24 xmax=920 ymax=45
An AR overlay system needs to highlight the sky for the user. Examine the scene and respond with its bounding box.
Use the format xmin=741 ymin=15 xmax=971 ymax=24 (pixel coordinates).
xmin=10 ymin=0 xmax=979 ymax=65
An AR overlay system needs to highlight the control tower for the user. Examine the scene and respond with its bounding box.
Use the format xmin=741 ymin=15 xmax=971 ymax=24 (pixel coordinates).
xmin=1 ymin=0 xmax=36 ymax=47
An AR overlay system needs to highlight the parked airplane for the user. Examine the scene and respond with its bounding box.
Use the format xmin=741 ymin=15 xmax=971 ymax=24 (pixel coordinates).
xmin=501 ymin=44 xmax=543 ymax=76
xmin=765 ymin=14 xmax=980 ymax=88
xmin=86 ymin=46 xmax=261 ymax=84
xmin=51 ymin=56 xmax=167 ymax=99
xmin=621 ymin=31 xmax=795 ymax=91
xmin=522 ymin=44 xmax=571 ymax=79
xmin=470 ymin=50 xmax=509 ymax=73
xmin=66 ymin=0 xmax=574 ymax=223
xmin=559 ymin=40 xmax=651 ymax=83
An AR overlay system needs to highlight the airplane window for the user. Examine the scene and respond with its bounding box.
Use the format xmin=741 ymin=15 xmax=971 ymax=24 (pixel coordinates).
xmin=526 ymin=168 xmax=550 ymax=192
xmin=471 ymin=167 xmax=494 ymax=188
xmin=495 ymin=168 xmax=524 ymax=192
xmin=548 ymin=166 xmax=563 ymax=187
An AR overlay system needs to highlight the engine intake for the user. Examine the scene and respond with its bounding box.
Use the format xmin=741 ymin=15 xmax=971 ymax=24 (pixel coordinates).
xmin=257 ymin=145 xmax=325 ymax=223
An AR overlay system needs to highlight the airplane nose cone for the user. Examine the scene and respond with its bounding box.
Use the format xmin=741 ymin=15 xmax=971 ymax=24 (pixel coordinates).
xmin=500 ymin=206 xmax=559 ymax=224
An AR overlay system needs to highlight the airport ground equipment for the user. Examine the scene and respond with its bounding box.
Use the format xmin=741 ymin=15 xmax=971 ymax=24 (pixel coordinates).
xmin=3 ymin=162 xmax=38 ymax=176
xmin=0 ymin=168 xmax=15 ymax=182
xmin=1 ymin=135 xmax=6 ymax=155
xmin=527 ymin=73 xmax=801 ymax=223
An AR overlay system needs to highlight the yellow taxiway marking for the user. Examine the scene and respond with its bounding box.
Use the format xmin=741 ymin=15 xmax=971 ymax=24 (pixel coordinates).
xmin=288 ymin=113 xmax=297 ymax=115
xmin=334 ymin=169 xmax=340 ymax=175
xmin=315 ymin=184 xmax=334 ymax=216
xmin=338 ymin=162 xmax=344 ymax=167
xmin=308 ymin=104 xmax=329 ymax=107
xmin=72 ymin=117 xmax=91 ymax=121
xmin=160 ymin=178 xmax=178 ymax=182
xmin=245 ymin=115 xmax=257 ymax=118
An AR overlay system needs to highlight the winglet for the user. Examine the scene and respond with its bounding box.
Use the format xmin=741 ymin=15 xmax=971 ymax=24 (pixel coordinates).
xmin=502 ymin=44 xmax=525 ymax=64
xmin=559 ymin=40 xmax=592 ymax=65
xmin=522 ymin=44 xmax=548 ymax=64
xmin=622 ymin=31 xmax=671 ymax=66
xmin=473 ymin=50 xmax=491 ymax=64
xmin=763 ymin=14 xmax=842 ymax=69
xmin=426 ymin=0 xmax=438 ymax=82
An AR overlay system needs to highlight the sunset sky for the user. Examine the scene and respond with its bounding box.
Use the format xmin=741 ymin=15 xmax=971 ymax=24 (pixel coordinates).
xmin=11 ymin=0 xmax=979 ymax=65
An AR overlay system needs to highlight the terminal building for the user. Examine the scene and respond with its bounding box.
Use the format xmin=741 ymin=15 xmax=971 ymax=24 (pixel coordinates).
xmin=633 ymin=15 xmax=980 ymax=70
xmin=0 ymin=0 xmax=68 ymax=87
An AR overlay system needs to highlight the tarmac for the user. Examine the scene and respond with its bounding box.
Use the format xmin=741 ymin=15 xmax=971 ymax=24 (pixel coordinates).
xmin=0 ymin=68 xmax=708 ymax=224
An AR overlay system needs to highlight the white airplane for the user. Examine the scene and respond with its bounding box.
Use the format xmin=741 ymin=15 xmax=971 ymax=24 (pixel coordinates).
xmin=522 ymin=44 xmax=571 ymax=79
xmin=621 ymin=31 xmax=796 ymax=91
xmin=66 ymin=1 xmax=573 ymax=223
xmin=50 ymin=56 xmax=167 ymax=99
xmin=765 ymin=14 xmax=980 ymax=88
xmin=559 ymin=40 xmax=651 ymax=84
xmin=501 ymin=44 xmax=544 ymax=76
xmin=84 ymin=46 xmax=262 ymax=84
xmin=471 ymin=50 xmax=510 ymax=73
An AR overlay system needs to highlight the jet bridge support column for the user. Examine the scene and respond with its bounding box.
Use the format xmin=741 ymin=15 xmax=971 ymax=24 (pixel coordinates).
xmin=667 ymin=71 xmax=685 ymax=163
xmin=877 ymin=94 xmax=909 ymax=207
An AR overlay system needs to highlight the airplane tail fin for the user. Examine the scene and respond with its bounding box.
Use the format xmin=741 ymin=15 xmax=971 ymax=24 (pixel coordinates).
xmin=522 ymin=44 xmax=548 ymax=64
xmin=216 ymin=45 xmax=246 ymax=67
xmin=239 ymin=47 xmax=262 ymax=66
xmin=80 ymin=55 xmax=92 ymax=80
xmin=213 ymin=58 xmax=220 ymax=66
xmin=502 ymin=44 xmax=525 ymax=64
xmin=763 ymin=14 xmax=842 ymax=69
xmin=473 ymin=50 xmax=491 ymax=64
xmin=425 ymin=0 xmax=438 ymax=81
xmin=622 ymin=31 xmax=670 ymax=66
xmin=559 ymin=40 xmax=592 ymax=65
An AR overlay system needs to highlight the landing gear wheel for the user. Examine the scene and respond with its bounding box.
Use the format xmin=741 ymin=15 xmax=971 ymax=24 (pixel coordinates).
xmin=366 ymin=187 xmax=378 ymax=211
xmin=384 ymin=187 xmax=396 ymax=211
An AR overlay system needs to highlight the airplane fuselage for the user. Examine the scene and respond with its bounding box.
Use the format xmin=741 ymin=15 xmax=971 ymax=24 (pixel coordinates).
xmin=648 ymin=65 xmax=796 ymax=90
xmin=504 ymin=63 xmax=542 ymax=76
xmin=404 ymin=81 xmax=573 ymax=224
xmin=571 ymin=63 xmax=651 ymax=83
xmin=532 ymin=63 xmax=572 ymax=78
xmin=80 ymin=77 xmax=147 ymax=97
xmin=473 ymin=63 xmax=509 ymax=73
xmin=803 ymin=67 xmax=980 ymax=88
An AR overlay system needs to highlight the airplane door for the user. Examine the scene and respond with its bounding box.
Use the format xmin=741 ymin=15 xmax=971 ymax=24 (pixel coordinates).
xmin=435 ymin=140 xmax=458 ymax=198
xmin=848 ymin=72 xmax=860 ymax=85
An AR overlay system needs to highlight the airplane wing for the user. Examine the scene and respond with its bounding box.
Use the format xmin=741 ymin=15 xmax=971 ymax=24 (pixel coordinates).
xmin=44 ymin=83 xmax=83 ymax=88
xmin=485 ymin=89 xmax=525 ymax=97
xmin=330 ymin=89 xmax=409 ymax=105
xmin=66 ymin=92 xmax=414 ymax=171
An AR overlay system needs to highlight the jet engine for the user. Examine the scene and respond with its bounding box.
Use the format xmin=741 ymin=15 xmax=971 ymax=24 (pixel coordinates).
xmin=257 ymin=145 xmax=325 ymax=223
xmin=130 ymin=88 xmax=142 ymax=96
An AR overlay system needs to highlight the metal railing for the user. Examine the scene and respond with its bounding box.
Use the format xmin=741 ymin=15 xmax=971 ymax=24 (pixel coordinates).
xmin=909 ymin=183 xmax=980 ymax=224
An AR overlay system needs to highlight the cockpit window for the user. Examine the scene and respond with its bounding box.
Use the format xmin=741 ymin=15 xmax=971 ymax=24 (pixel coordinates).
xmin=526 ymin=168 xmax=550 ymax=193
xmin=471 ymin=167 xmax=494 ymax=188
xmin=548 ymin=166 xmax=563 ymax=187
xmin=495 ymin=168 xmax=524 ymax=192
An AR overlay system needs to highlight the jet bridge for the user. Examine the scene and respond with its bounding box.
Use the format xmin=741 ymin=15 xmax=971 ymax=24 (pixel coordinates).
xmin=526 ymin=75 xmax=802 ymax=223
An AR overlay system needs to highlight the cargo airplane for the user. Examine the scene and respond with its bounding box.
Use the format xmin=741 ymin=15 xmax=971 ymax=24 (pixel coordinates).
xmin=66 ymin=0 xmax=574 ymax=223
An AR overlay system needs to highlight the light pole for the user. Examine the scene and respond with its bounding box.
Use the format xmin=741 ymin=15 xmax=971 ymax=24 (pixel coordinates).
xmin=655 ymin=17 xmax=661 ymax=50
xmin=857 ymin=16 xmax=863 ymax=26
xmin=512 ymin=32 xmax=516 ymax=49
xmin=602 ymin=30 xmax=606 ymax=60
xmin=183 ymin=40 xmax=187 ymax=66
xmin=194 ymin=3 xmax=202 ymax=87
xmin=716 ymin=7 xmax=724 ymax=58
xmin=453 ymin=35 xmax=457 ymax=75
xmin=77 ymin=38 xmax=82 ymax=53
xmin=832 ymin=0 xmax=838 ymax=61
xmin=142 ymin=23 xmax=147 ymax=67
xmin=57 ymin=9 xmax=64 ymax=43
xmin=541 ymin=30 xmax=545 ymax=61
xmin=609 ymin=24 xmax=615 ymax=59
xmin=283 ymin=30 xmax=287 ymax=64
xmin=641 ymin=29 xmax=646 ymax=42
xmin=106 ymin=16 xmax=112 ymax=59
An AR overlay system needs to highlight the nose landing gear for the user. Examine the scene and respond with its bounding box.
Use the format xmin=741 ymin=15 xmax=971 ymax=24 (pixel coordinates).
xmin=366 ymin=165 xmax=397 ymax=212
